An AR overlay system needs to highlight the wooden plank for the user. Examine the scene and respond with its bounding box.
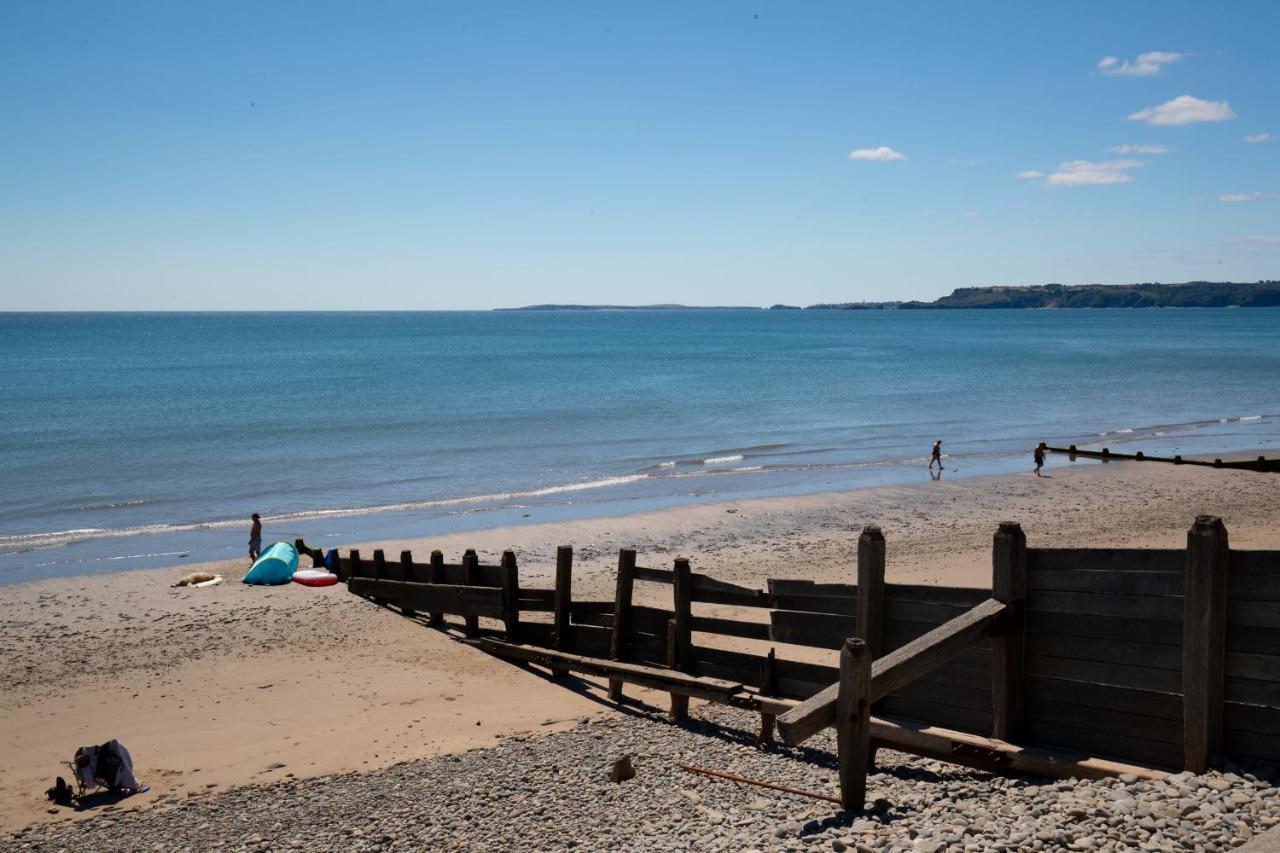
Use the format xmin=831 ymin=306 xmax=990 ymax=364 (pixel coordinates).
xmin=434 ymin=563 xmax=503 ymax=586
xmin=1025 ymin=633 xmax=1182 ymax=671
xmin=885 ymin=584 xmax=990 ymax=607
xmin=519 ymin=621 xmax=554 ymax=647
xmin=1228 ymin=571 xmax=1280 ymax=603
xmin=553 ymin=545 xmax=573 ymax=661
xmin=691 ymin=645 xmax=768 ymax=685
xmin=1224 ymin=702 xmax=1280 ymax=738
xmin=769 ymin=579 xmax=858 ymax=597
xmin=777 ymin=598 xmax=1007 ymax=745
xmin=691 ymin=615 xmax=771 ymax=641
xmin=884 ymin=599 xmax=978 ymax=626
xmin=571 ymin=624 xmax=612 ymax=658
xmin=1028 ymin=590 xmax=1182 ymax=621
xmin=877 ymin=696 xmax=992 ymax=736
xmin=518 ymin=588 xmax=556 ymax=611
xmin=633 ymin=566 xmax=674 ymax=584
xmin=1227 ymin=624 xmax=1280 ymax=659
xmin=1025 ymin=719 xmax=1182 ymax=770
xmin=992 ymin=521 xmax=1027 ymax=743
xmin=690 ymin=573 xmax=772 ymax=608
xmin=476 ymin=639 xmax=745 ymax=698
xmin=771 ymin=592 xmax=857 ymax=615
xmin=1228 ymin=598 xmax=1280 ymax=628
xmin=356 ymin=580 xmax=506 ymax=620
xmin=837 ymin=639 xmax=871 ymax=811
xmin=631 ymin=605 xmax=675 ymax=635
xmin=1026 ymin=654 xmax=1181 ymax=694
xmin=1183 ymin=515 xmax=1229 ymax=773
xmin=1224 ymin=651 xmax=1280 ymax=682
xmin=1025 ymin=697 xmax=1182 ymax=746
xmin=1028 ymin=569 xmax=1184 ymax=597
xmin=1226 ymin=677 xmax=1280 ymax=708
xmin=1223 ymin=727 xmax=1280 ymax=765
xmin=1026 ymin=675 xmax=1182 ymax=721
xmin=888 ymin=675 xmax=994 ymax=712
xmin=1027 ymin=548 xmax=1183 ymax=573
xmin=569 ymin=601 xmax=612 ymax=617
xmin=1229 ymin=550 xmax=1280 ymax=577
xmin=869 ymin=715 xmax=1167 ymax=781
xmin=1025 ymin=610 xmax=1180 ymax=646
xmin=629 ymin=631 xmax=666 ymax=666
xmin=770 ymin=610 xmax=856 ymax=650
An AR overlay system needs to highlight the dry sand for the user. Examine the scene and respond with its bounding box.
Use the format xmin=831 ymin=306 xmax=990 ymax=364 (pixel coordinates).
xmin=3 ymin=456 xmax=1278 ymax=831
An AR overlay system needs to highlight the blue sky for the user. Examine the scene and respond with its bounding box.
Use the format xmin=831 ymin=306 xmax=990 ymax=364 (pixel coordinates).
xmin=1 ymin=2 xmax=1277 ymax=309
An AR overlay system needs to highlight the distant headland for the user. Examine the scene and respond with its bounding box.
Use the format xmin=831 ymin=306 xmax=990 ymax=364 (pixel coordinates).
xmin=500 ymin=281 xmax=1280 ymax=311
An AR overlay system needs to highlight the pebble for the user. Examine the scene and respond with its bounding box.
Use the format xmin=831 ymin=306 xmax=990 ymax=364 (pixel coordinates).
xmin=6 ymin=705 xmax=1277 ymax=852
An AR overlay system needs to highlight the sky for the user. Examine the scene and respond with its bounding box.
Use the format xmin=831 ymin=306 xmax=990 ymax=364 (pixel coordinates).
xmin=1 ymin=2 xmax=1277 ymax=310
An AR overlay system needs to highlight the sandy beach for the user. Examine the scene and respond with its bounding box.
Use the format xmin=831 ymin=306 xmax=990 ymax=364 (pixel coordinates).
xmin=4 ymin=456 xmax=1279 ymax=833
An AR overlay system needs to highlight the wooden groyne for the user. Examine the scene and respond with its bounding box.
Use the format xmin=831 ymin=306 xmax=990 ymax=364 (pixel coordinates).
xmin=298 ymin=515 xmax=1280 ymax=811
xmin=1050 ymin=444 xmax=1278 ymax=472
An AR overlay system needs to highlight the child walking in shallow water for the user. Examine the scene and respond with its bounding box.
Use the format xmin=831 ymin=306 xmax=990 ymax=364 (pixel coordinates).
xmin=1034 ymin=442 xmax=1047 ymax=477
xmin=930 ymin=440 xmax=943 ymax=473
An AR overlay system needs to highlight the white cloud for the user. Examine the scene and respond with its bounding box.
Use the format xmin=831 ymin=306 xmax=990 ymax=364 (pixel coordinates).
xmin=1015 ymin=170 xmax=1044 ymax=180
xmin=1098 ymin=51 xmax=1183 ymax=77
xmin=1109 ymin=144 xmax=1170 ymax=154
xmin=848 ymin=146 xmax=905 ymax=161
xmin=1128 ymin=95 xmax=1235 ymax=126
xmin=1046 ymin=159 xmax=1144 ymax=186
xmin=1220 ymin=192 xmax=1262 ymax=203
xmin=1245 ymin=133 xmax=1275 ymax=144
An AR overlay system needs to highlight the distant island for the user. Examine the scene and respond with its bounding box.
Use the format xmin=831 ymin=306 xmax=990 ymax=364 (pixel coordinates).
xmin=500 ymin=281 xmax=1280 ymax=311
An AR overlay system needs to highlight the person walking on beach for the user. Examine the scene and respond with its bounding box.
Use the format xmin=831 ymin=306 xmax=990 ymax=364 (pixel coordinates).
xmin=930 ymin=440 xmax=944 ymax=473
xmin=1034 ymin=442 xmax=1047 ymax=477
xmin=248 ymin=513 xmax=262 ymax=563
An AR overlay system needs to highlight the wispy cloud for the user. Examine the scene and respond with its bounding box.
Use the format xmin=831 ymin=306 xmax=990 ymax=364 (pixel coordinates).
xmin=848 ymin=146 xmax=905 ymax=162
xmin=1227 ymin=234 xmax=1280 ymax=246
xmin=1109 ymin=144 xmax=1170 ymax=154
xmin=1097 ymin=51 xmax=1183 ymax=77
xmin=1129 ymin=95 xmax=1235 ymax=126
xmin=1245 ymin=133 xmax=1275 ymax=144
xmin=1220 ymin=192 xmax=1263 ymax=203
xmin=1015 ymin=170 xmax=1044 ymax=180
xmin=1046 ymin=159 xmax=1144 ymax=186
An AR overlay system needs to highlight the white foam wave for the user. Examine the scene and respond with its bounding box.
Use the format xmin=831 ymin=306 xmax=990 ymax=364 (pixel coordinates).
xmin=656 ymin=461 xmax=677 ymax=468
xmin=702 ymin=454 xmax=744 ymax=465
xmin=1240 ymin=415 xmax=1263 ymax=422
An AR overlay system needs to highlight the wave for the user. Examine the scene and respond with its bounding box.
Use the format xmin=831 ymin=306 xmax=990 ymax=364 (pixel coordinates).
xmin=702 ymin=454 xmax=744 ymax=465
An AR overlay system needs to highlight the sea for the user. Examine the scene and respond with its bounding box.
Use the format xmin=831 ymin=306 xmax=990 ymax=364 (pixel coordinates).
xmin=2 ymin=309 xmax=1278 ymax=585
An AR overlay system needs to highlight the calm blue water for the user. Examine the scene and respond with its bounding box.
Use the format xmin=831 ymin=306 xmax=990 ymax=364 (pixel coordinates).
xmin=2 ymin=309 xmax=1278 ymax=584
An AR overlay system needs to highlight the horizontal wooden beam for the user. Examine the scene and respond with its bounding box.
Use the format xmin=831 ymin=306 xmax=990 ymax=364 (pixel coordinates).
xmin=776 ymin=598 xmax=1008 ymax=746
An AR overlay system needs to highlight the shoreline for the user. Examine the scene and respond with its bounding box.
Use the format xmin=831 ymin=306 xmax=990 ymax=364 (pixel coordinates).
xmin=3 ymin=457 xmax=1280 ymax=831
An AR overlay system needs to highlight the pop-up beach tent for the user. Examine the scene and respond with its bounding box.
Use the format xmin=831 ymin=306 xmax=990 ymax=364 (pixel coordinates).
xmin=243 ymin=541 xmax=299 ymax=585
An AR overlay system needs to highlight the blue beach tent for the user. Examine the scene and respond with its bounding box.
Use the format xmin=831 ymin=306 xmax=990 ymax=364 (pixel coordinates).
xmin=243 ymin=542 xmax=299 ymax=585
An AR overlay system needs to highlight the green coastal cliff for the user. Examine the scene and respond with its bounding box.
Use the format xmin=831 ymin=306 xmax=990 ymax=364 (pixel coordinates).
xmin=900 ymin=281 xmax=1280 ymax=309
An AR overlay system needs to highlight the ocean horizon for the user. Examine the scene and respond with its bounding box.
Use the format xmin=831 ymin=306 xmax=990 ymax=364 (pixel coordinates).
xmin=2 ymin=308 xmax=1278 ymax=585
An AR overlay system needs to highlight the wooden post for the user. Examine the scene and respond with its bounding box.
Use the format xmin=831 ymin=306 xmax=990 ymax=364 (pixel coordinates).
xmin=837 ymin=638 xmax=872 ymax=811
xmin=428 ymin=550 xmax=445 ymax=626
xmin=667 ymin=620 xmax=689 ymax=720
xmin=991 ymin=521 xmax=1027 ymax=742
xmin=349 ymin=550 xmax=363 ymax=581
xmin=1183 ymin=515 xmax=1229 ymax=772
xmin=400 ymin=550 xmax=417 ymax=617
xmin=500 ymin=549 xmax=520 ymax=642
xmin=670 ymin=557 xmax=693 ymax=719
xmin=552 ymin=546 xmax=573 ymax=678
xmin=759 ymin=647 xmax=778 ymax=741
xmin=462 ymin=550 xmax=481 ymax=638
xmin=856 ymin=524 xmax=885 ymax=764
xmin=372 ymin=549 xmax=388 ymax=604
xmin=608 ymin=549 xmax=637 ymax=701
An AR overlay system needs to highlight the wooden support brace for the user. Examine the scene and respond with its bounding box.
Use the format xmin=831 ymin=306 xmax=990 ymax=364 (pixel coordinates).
xmin=552 ymin=545 xmax=573 ymax=678
xmin=427 ymin=551 xmax=445 ymax=626
xmin=500 ymin=549 xmax=520 ymax=642
xmin=837 ymin=638 xmax=872 ymax=811
xmin=609 ymin=548 xmax=636 ymax=701
xmin=462 ymin=550 xmax=481 ymax=637
xmin=991 ymin=521 xmax=1026 ymax=742
xmin=399 ymin=550 xmax=417 ymax=617
xmin=1183 ymin=515 xmax=1228 ymax=772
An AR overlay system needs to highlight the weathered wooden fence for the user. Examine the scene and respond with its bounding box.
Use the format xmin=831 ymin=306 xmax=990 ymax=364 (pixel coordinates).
xmin=299 ymin=515 xmax=1280 ymax=810
xmin=1050 ymin=444 xmax=1278 ymax=472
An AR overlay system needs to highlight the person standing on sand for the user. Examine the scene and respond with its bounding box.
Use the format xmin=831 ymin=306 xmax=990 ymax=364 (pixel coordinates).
xmin=1034 ymin=442 xmax=1047 ymax=477
xmin=930 ymin=440 xmax=944 ymax=473
xmin=248 ymin=513 xmax=262 ymax=562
